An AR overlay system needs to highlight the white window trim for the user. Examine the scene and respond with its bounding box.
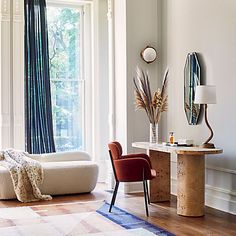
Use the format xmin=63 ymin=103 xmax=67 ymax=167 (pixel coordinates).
xmin=47 ymin=0 xmax=93 ymax=7
xmin=47 ymin=0 xmax=102 ymax=162
xmin=47 ymin=0 xmax=93 ymax=154
xmin=0 ymin=0 xmax=25 ymax=150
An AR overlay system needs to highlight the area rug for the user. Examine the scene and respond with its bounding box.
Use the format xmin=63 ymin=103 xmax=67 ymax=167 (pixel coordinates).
xmin=97 ymin=202 xmax=174 ymax=236
xmin=0 ymin=200 xmax=174 ymax=236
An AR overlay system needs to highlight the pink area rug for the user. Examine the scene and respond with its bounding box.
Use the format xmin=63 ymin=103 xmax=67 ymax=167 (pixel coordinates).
xmin=0 ymin=200 xmax=173 ymax=235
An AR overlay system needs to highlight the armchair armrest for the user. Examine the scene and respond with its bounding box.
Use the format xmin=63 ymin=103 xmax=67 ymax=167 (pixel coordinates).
xmin=120 ymin=153 xmax=152 ymax=168
xmin=114 ymin=157 xmax=153 ymax=182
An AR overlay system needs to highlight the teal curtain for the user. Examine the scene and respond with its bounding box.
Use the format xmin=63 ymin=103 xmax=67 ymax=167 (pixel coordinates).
xmin=25 ymin=0 xmax=55 ymax=154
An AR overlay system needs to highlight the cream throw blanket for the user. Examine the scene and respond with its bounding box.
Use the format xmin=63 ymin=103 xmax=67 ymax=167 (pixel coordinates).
xmin=0 ymin=149 xmax=52 ymax=202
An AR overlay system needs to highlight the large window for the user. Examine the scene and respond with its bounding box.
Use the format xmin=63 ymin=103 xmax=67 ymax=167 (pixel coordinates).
xmin=47 ymin=5 xmax=84 ymax=152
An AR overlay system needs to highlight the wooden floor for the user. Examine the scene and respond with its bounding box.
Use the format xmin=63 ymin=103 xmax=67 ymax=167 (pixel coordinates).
xmin=0 ymin=184 xmax=236 ymax=236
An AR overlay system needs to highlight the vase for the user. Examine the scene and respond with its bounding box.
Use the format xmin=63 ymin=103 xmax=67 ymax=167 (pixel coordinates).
xmin=150 ymin=123 xmax=158 ymax=143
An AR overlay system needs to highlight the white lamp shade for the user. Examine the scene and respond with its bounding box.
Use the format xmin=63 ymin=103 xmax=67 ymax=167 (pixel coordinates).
xmin=194 ymin=85 xmax=216 ymax=104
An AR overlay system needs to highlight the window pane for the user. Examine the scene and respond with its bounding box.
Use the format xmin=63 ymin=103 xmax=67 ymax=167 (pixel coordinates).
xmin=47 ymin=6 xmax=84 ymax=152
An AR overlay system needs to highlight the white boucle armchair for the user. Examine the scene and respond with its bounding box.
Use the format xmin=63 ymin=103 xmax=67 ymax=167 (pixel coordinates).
xmin=0 ymin=151 xmax=99 ymax=199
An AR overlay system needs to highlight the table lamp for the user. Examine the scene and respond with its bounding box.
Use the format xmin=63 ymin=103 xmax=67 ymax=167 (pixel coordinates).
xmin=194 ymin=85 xmax=216 ymax=148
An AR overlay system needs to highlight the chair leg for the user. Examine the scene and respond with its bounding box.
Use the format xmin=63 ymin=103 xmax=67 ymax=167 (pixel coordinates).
xmin=109 ymin=181 xmax=119 ymax=212
xmin=143 ymin=180 xmax=149 ymax=217
xmin=143 ymin=169 xmax=149 ymax=216
xmin=145 ymin=180 xmax=150 ymax=205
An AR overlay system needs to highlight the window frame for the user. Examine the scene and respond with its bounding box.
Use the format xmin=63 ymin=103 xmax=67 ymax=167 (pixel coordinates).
xmin=46 ymin=0 xmax=93 ymax=153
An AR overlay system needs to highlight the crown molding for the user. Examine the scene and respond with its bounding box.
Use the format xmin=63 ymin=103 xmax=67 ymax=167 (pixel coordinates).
xmin=13 ymin=0 xmax=23 ymax=22
xmin=1 ymin=0 xmax=10 ymax=21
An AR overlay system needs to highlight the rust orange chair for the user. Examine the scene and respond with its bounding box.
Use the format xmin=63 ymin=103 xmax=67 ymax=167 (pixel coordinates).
xmin=108 ymin=141 xmax=156 ymax=216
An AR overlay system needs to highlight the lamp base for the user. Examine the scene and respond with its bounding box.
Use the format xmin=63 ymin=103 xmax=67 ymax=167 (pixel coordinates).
xmin=200 ymin=143 xmax=215 ymax=149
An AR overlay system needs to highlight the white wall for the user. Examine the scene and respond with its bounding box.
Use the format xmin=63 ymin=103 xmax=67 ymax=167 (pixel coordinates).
xmin=162 ymin=0 xmax=236 ymax=214
xmin=98 ymin=0 xmax=109 ymax=162
xmin=126 ymin=0 xmax=160 ymax=152
xmin=92 ymin=0 xmax=109 ymax=182
xmin=113 ymin=0 xmax=161 ymax=192
xmin=114 ymin=0 xmax=161 ymax=154
xmin=114 ymin=0 xmax=127 ymax=152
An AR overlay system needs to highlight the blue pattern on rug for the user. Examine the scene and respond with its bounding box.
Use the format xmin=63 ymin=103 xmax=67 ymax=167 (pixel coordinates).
xmin=97 ymin=202 xmax=175 ymax=236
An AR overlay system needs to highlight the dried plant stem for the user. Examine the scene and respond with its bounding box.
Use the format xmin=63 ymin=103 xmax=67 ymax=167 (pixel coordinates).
xmin=134 ymin=67 xmax=169 ymax=125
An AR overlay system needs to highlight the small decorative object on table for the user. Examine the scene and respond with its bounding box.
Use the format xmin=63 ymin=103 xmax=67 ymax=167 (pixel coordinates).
xmin=169 ymin=132 xmax=175 ymax=144
xmin=177 ymin=139 xmax=194 ymax=147
xmin=162 ymin=138 xmax=194 ymax=147
xmin=133 ymin=67 xmax=169 ymax=143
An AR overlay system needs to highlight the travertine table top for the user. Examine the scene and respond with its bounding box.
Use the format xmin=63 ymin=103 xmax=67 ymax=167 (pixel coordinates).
xmin=132 ymin=142 xmax=223 ymax=155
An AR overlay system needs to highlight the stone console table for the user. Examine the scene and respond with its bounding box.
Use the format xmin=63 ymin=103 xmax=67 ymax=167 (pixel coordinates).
xmin=132 ymin=142 xmax=223 ymax=217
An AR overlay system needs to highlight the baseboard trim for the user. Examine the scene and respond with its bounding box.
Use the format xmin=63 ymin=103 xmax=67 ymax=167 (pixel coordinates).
xmin=171 ymin=178 xmax=236 ymax=215
xmin=205 ymin=184 xmax=236 ymax=197
xmin=205 ymin=186 xmax=236 ymax=215
xmin=124 ymin=182 xmax=143 ymax=194
xmin=206 ymin=165 xmax=236 ymax=175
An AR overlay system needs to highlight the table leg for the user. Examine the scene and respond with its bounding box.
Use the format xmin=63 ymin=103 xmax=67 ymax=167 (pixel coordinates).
xmin=148 ymin=150 xmax=171 ymax=202
xmin=177 ymin=154 xmax=205 ymax=217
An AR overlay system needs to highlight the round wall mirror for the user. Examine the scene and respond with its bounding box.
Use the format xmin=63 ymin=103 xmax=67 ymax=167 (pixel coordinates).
xmin=140 ymin=46 xmax=157 ymax=64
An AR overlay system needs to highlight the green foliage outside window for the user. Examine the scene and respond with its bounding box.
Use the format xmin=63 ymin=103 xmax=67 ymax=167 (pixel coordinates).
xmin=47 ymin=6 xmax=83 ymax=152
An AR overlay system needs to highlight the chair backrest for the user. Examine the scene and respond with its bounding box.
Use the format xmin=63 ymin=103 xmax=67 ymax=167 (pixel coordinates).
xmin=108 ymin=141 xmax=123 ymax=182
xmin=108 ymin=141 xmax=154 ymax=182
xmin=108 ymin=142 xmax=123 ymax=160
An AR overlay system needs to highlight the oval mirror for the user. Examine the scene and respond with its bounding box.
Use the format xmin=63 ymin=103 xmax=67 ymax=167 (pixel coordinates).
xmin=184 ymin=52 xmax=201 ymax=125
xmin=140 ymin=46 xmax=157 ymax=64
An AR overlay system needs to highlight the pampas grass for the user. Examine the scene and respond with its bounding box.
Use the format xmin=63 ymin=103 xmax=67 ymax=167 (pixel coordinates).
xmin=134 ymin=67 xmax=169 ymax=124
